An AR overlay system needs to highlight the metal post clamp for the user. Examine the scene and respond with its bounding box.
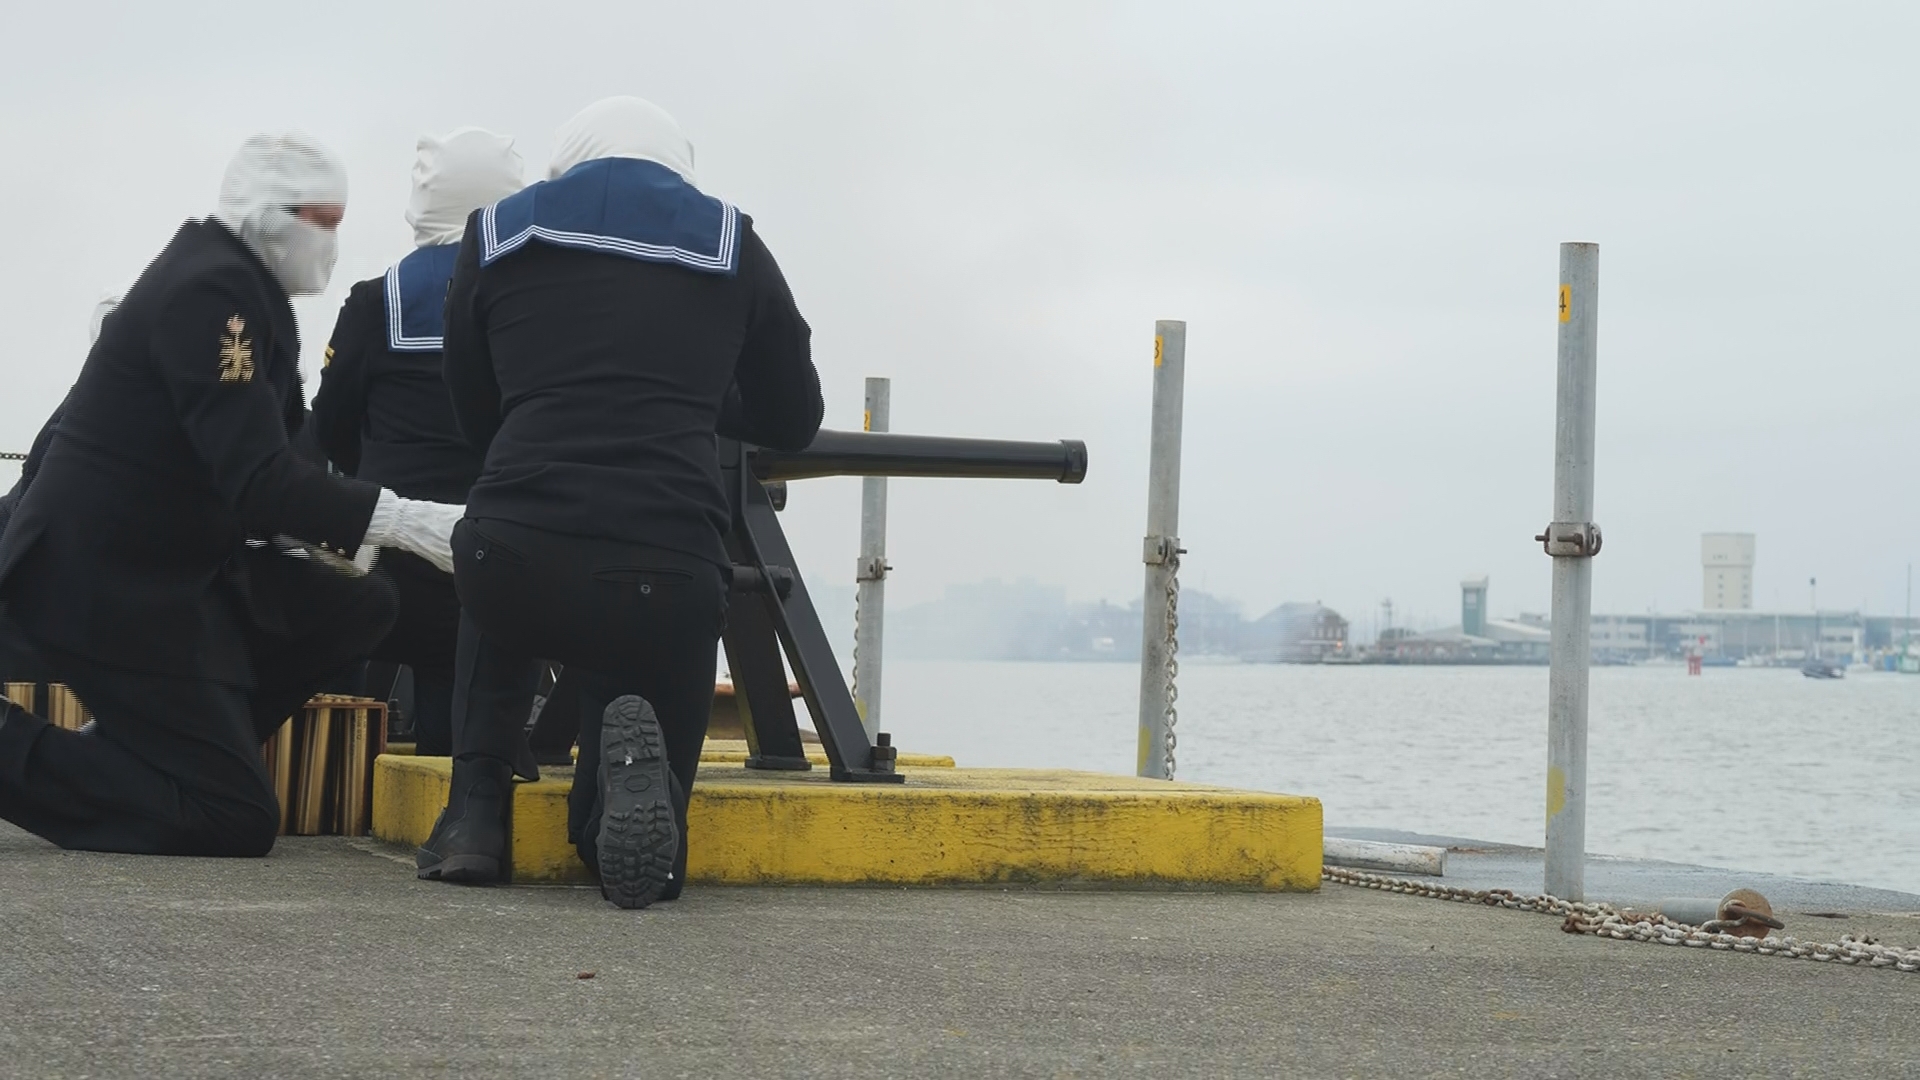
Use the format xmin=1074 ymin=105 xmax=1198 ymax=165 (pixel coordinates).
xmin=1535 ymin=522 xmax=1603 ymax=558
xmin=1142 ymin=535 xmax=1184 ymax=565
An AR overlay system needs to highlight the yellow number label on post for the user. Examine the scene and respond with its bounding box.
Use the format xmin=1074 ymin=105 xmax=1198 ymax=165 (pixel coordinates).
xmin=1154 ymin=335 xmax=1164 ymax=368
xmin=1558 ymin=284 xmax=1571 ymax=323
xmin=863 ymin=409 xmax=872 ymax=432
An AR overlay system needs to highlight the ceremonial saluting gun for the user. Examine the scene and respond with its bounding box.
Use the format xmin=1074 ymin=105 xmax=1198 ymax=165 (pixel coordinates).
xmin=723 ymin=430 xmax=1087 ymax=782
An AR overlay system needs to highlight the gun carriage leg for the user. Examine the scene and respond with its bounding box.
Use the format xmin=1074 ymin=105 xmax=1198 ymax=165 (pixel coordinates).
xmin=721 ymin=440 xmax=900 ymax=784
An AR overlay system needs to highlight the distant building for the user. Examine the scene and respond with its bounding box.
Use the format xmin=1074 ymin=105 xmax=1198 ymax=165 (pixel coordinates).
xmin=1702 ymin=533 xmax=1755 ymax=610
xmin=1590 ymin=615 xmax=1647 ymax=656
xmin=1587 ymin=608 xmax=1889 ymax=664
xmin=1376 ymin=577 xmax=1550 ymax=664
xmin=1178 ymin=591 xmax=1250 ymax=656
xmin=1461 ymin=576 xmax=1489 ymax=637
xmin=1242 ymin=602 xmax=1348 ymax=663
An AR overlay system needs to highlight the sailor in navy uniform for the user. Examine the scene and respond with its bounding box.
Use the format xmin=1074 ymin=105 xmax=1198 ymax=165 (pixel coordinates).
xmin=312 ymin=129 xmax=525 ymax=757
xmin=418 ymin=97 xmax=824 ymax=908
xmin=0 ymin=420 xmax=60 ymax=688
xmin=0 ymin=397 xmax=62 ymax=568
xmin=0 ymin=296 xmax=121 ymax=688
xmin=0 ymin=295 xmax=118 ymax=543
xmin=0 ymin=134 xmax=465 ymax=857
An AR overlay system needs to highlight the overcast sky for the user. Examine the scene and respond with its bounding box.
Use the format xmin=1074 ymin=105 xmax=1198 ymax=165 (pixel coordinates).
xmin=2 ymin=2 xmax=1915 ymax=630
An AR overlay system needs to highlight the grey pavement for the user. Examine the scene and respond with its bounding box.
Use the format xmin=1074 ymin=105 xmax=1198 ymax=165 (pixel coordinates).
xmin=2 ymin=822 xmax=1918 ymax=1079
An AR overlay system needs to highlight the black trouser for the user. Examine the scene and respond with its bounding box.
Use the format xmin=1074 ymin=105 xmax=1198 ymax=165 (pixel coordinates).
xmin=0 ymin=551 xmax=395 ymax=856
xmin=450 ymin=518 xmax=724 ymax=867
xmin=368 ymin=548 xmax=460 ymax=756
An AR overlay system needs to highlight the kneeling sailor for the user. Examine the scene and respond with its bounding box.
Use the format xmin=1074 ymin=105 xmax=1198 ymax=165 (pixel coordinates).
xmin=419 ymin=97 xmax=824 ymax=907
xmin=0 ymin=294 xmax=117 ymax=687
xmin=312 ymin=128 xmax=525 ymax=756
xmin=0 ymin=133 xmax=464 ymax=857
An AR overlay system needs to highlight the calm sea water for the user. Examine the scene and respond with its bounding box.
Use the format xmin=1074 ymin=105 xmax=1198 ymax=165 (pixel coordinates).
xmin=871 ymin=660 xmax=1920 ymax=896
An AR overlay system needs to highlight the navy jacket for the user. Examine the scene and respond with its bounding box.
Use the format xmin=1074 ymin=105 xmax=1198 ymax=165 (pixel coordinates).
xmin=442 ymin=164 xmax=822 ymax=568
xmin=0 ymin=220 xmax=380 ymax=682
xmin=311 ymin=249 xmax=482 ymax=504
xmin=0 ymin=400 xmax=62 ymax=539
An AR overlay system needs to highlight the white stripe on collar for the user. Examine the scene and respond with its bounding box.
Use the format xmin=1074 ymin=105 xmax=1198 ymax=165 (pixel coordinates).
xmin=383 ymin=260 xmax=444 ymax=352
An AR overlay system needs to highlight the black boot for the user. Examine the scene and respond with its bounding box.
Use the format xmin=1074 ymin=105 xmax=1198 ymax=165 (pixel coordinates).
xmin=416 ymin=755 xmax=512 ymax=884
xmin=658 ymin=772 xmax=689 ymax=902
xmin=572 ymin=773 xmax=685 ymax=901
xmin=595 ymin=695 xmax=678 ymax=910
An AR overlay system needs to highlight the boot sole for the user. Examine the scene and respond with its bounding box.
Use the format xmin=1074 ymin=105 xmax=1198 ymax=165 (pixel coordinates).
xmin=415 ymin=851 xmax=503 ymax=884
xmin=597 ymin=695 xmax=677 ymax=910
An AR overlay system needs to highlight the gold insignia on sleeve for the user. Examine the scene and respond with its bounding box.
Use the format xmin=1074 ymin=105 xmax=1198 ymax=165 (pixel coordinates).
xmin=218 ymin=314 xmax=255 ymax=383
xmin=323 ymin=344 xmax=334 ymax=368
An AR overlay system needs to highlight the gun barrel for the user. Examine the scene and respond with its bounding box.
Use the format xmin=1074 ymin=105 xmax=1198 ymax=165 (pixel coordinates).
xmin=751 ymin=430 xmax=1088 ymax=483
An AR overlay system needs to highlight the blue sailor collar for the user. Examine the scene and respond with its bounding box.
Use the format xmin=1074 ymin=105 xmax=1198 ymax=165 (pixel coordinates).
xmin=382 ymin=242 xmax=462 ymax=352
xmin=477 ymin=157 xmax=740 ymax=276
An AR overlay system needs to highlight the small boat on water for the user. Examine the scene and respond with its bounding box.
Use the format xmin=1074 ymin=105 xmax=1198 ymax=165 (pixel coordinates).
xmin=1802 ymin=580 xmax=1842 ymax=678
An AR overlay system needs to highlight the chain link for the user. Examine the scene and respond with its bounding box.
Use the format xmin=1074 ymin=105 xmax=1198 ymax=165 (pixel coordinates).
xmin=0 ymin=451 xmax=25 ymax=462
xmin=1162 ymin=548 xmax=1180 ymax=778
xmin=1322 ymin=865 xmax=1920 ymax=973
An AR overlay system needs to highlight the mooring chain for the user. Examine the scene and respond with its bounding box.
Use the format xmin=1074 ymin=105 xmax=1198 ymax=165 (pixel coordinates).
xmin=0 ymin=451 xmax=24 ymax=462
xmin=1162 ymin=547 xmax=1180 ymax=778
xmin=850 ymin=600 xmax=862 ymax=703
xmin=1322 ymin=866 xmax=1920 ymax=973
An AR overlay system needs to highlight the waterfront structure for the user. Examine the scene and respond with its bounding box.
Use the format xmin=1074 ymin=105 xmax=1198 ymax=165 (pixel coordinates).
xmin=1587 ymin=609 xmax=1885 ymax=664
xmin=1387 ymin=606 xmax=1902 ymax=666
xmin=1366 ymin=573 xmax=1914 ymax=666
xmin=1702 ymin=533 xmax=1756 ymax=610
xmin=1461 ymin=576 xmax=1489 ymax=636
xmin=1243 ymin=602 xmax=1348 ymax=663
xmin=1590 ymin=615 xmax=1648 ymax=656
xmin=871 ymin=575 xmax=1915 ymax=667
xmin=1373 ymin=578 xmax=1551 ymax=663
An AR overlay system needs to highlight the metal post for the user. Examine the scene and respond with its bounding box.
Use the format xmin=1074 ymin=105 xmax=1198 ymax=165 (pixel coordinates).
xmin=1541 ymin=243 xmax=1600 ymax=900
xmin=1137 ymin=321 xmax=1186 ymax=779
xmin=852 ymin=377 xmax=891 ymax=740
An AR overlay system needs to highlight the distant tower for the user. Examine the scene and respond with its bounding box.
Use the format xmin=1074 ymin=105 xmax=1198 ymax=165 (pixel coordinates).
xmin=1701 ymin=533 xmax=1756 ymax=610
xmin=1461 ymin=576 xmax=1489 ymax=637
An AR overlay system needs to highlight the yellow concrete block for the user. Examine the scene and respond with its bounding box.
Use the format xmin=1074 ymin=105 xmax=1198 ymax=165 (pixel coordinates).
xmin=369 ymin=751 xmax=446 ymax=852
xmin=381 ymin=739 xmax=954 ymax=768
xmin=371 ymin=755 xmax=1322 ymax=891
xmin=695 ymin=739 xmax=955 ymax=768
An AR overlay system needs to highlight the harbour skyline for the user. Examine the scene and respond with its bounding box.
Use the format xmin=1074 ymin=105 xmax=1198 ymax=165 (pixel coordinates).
xmin=5 ymin=4 xmax=1920 ymax=639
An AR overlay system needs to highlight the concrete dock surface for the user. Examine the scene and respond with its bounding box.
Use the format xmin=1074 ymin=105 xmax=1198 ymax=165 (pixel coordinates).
xmin=3 ymin=822 xmax=1918 ymax=1079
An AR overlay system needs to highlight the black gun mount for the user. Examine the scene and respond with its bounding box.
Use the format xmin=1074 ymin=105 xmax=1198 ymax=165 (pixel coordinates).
xmin=723 ymin=429 xmax=1086 ymax=781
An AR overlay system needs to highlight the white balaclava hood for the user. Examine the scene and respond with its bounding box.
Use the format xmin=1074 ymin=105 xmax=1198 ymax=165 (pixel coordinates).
xmin=213 ymin=132 xmax=350 ymax=296
xmin=405 ymin=127 xmax=525 ymax=247
xmin=548 ymin=97 xmax=696 ymax=183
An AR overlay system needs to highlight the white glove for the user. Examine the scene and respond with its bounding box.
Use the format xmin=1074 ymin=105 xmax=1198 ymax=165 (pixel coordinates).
xmin=359 ymin=489 xmax=463 ymax=574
